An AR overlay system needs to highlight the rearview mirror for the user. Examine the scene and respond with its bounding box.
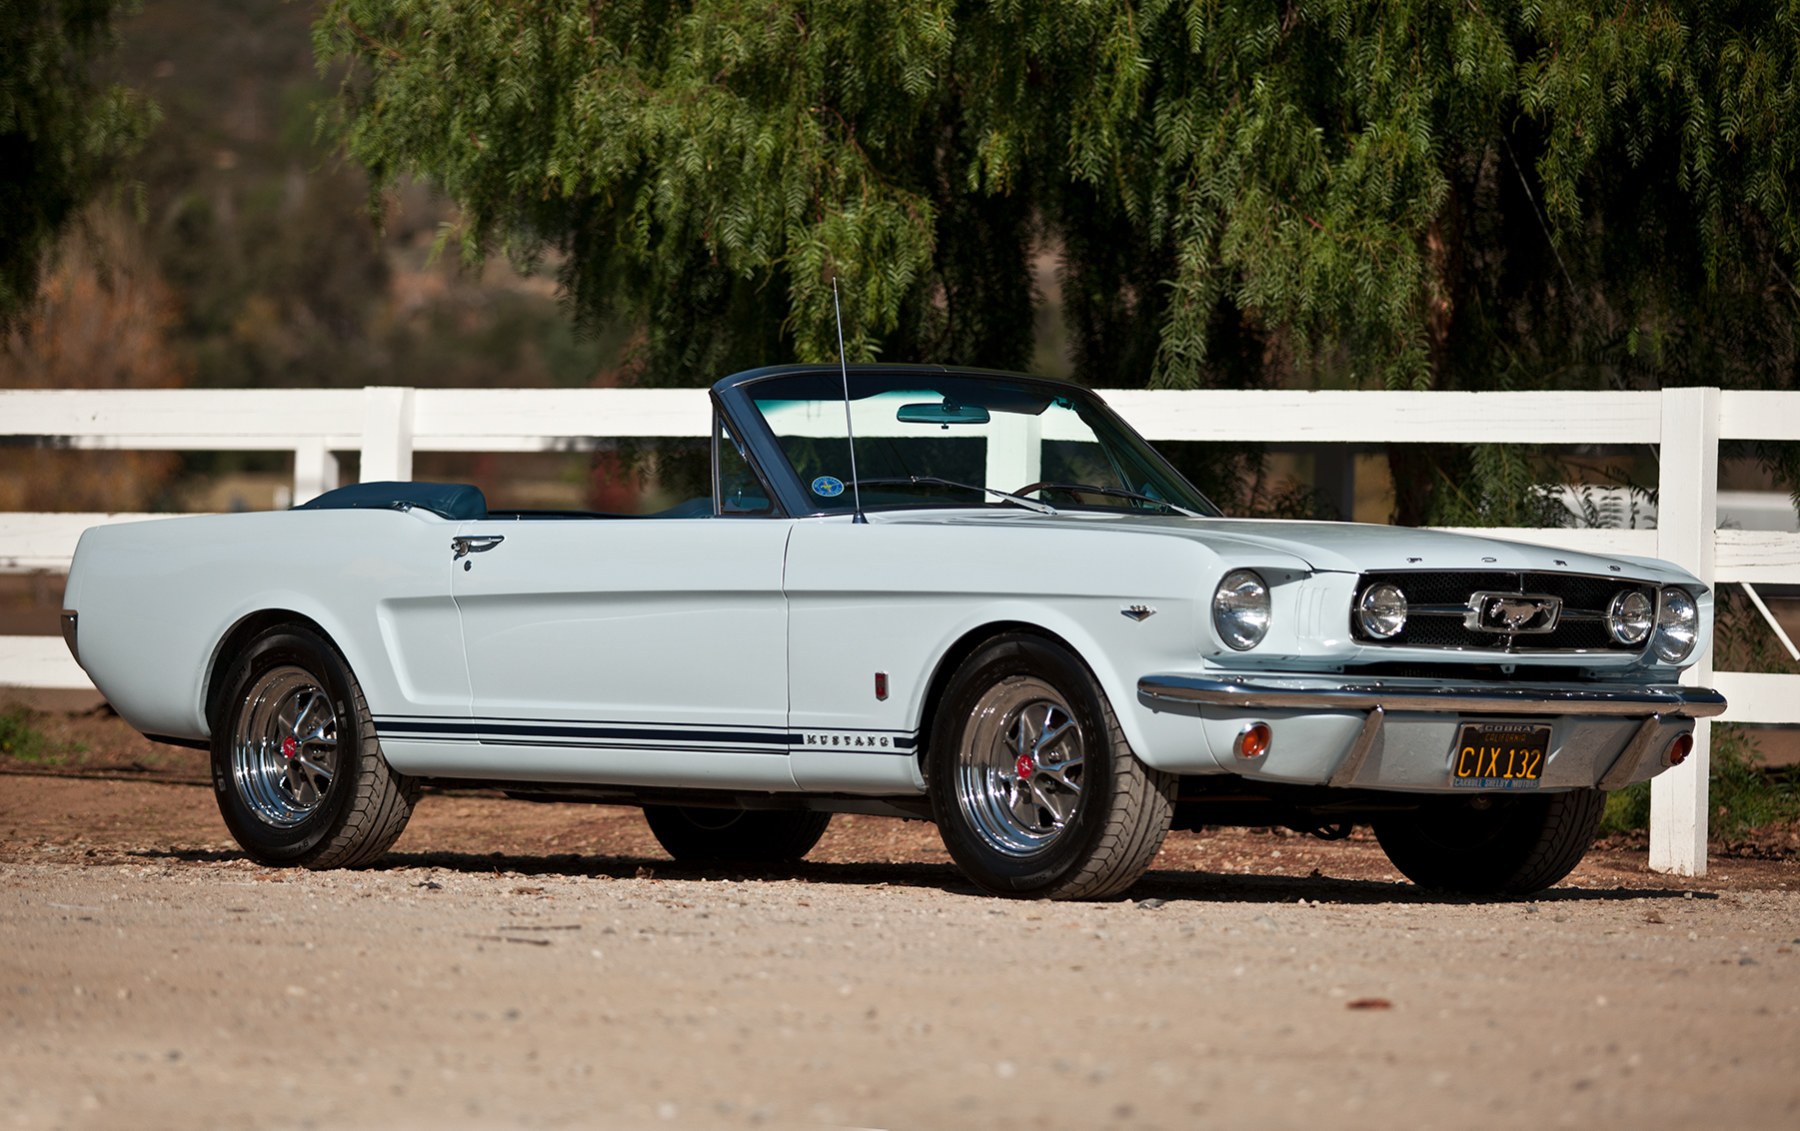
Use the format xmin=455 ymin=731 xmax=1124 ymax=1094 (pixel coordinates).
xmin=896 ymin=402 xmax=991 ymax=426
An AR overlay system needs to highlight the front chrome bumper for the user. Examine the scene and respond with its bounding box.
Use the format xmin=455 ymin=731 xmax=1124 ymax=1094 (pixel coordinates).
xmin=1136 ymin=674 xmax=1726 ymax=792
xmin=1137 ymin=675 xmax=1727 ymax=719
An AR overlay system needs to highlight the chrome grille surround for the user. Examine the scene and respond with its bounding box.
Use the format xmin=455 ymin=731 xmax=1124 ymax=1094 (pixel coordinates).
xmin=1350 ymin=571 xmax=1659 ymax=653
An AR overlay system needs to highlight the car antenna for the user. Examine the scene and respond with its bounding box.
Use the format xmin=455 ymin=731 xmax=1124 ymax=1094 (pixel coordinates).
xmin=832 ymin=276 xmax=868 ymax=524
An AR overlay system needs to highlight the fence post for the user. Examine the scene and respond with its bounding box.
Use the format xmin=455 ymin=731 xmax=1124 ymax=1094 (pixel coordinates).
xmin=1649 ymin=386 xmax=1720 ymax=876
xmin=360 ymin=387 xmax=415 ymax=483
xmin=292 ymin=439 xmax=339 ymax=505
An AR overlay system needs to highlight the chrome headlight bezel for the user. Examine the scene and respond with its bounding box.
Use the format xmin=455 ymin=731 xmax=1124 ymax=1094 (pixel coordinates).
xmin=1212 ymin=569 xmax=1271 ymax=651
xmin=1651 ymin=587 xmax=1699 ymax=663
xmin=1605 ymin=589 xmax=1654 ymax=647
xmin=1355 ymin=582 xmax=1408 ymax=640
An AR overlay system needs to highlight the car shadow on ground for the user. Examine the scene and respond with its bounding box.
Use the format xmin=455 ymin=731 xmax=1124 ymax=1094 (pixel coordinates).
xmin=1124 ymin=868 xmax=1718 ymax=905
xmin=131 ymin=846 xmax=1719 ymax=906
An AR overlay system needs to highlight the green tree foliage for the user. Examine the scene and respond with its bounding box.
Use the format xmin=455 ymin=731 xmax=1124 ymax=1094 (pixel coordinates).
xmin=0 ymin=0 xmax=156 ymax=332
xmin=317 ymin=1 xmax=1800 ymax=515
xmin=317 ymin=1 xmax=959 ymax=383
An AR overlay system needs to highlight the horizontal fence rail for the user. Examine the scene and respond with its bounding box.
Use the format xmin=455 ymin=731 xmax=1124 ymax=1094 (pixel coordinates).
xmin=3 ymin=385 xmax=1798 ymax=876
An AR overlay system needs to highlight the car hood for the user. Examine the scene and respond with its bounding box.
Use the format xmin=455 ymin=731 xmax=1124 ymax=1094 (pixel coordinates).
xmin=889 ymin=510 xmax=1696 ymax=582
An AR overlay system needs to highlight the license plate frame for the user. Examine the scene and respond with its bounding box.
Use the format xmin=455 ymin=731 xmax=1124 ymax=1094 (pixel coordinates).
xmin=1450 ymin=722 xmax=1550 ymax=789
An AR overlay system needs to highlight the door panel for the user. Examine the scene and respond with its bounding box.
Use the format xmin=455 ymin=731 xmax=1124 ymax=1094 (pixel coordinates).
xmin=449 ymin=519 xmax=796 ymax=788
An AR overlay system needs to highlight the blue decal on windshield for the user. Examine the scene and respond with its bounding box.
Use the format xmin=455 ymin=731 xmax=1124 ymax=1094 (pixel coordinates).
xmin=812 ymin=476 xmax=845 ymax=498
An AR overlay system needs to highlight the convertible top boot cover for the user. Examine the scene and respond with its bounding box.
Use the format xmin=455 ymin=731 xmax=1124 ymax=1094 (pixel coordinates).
xmin=296 ymin=481 xmax=488 ymax=521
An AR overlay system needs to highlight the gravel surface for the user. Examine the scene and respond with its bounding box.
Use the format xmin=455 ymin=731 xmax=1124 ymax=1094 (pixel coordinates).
xmin=3 ymin=775 xmax=1798 ymax=1130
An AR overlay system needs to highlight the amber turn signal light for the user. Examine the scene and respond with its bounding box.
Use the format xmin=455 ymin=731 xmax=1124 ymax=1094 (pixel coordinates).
xmin=1665 ymin=733 xmax=1694 ymax=767
xmin=1234 ymin=722 xmax=1272 ymax=760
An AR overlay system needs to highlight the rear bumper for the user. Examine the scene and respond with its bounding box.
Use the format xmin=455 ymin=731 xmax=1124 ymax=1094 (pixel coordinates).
xmin=1137 ymin=675 xmax=1726 ymax=720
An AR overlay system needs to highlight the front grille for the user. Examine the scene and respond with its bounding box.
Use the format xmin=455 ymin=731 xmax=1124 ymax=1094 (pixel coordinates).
xmin=1352 ymin=570 xmax=1656 ymax=654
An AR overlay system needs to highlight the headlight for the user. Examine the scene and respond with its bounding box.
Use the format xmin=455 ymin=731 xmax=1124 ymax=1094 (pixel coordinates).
xmin=1606 ymin=590 xmax=1654 ymax=646
xmin=1355 ymin=582 xmax=1408 ymax=639
xmin=1651 ymin=587 xmax=1698 ymax=663
xmin=1213 ymin=569 xmax=1270 ymax=651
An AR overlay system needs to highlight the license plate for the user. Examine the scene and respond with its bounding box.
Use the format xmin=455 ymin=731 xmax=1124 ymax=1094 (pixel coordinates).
xmin=1450 ymin=722 xmax=1550 ymax=789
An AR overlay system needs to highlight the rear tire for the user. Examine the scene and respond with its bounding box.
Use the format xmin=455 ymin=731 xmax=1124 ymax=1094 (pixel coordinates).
xmin=210 ymin=624 xmax=418 ymax=868
xmin=927 ymin=634 xmax=1174 ymax=899
xmin=642 ymin=806 xmax=832 ymax=863
xmin=1372 ymin=788 xmax=1606 ymax=896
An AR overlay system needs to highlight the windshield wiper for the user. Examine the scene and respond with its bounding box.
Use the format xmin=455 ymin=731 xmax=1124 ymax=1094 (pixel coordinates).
xmin=855 ymin=476 xmax=1059 ymax=516
xmin=1020 ymin=482 xmax=1206 ymax=518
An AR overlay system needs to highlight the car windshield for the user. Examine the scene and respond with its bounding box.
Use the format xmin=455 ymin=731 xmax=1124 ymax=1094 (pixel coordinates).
xmin=746 ymin=371 xmax=1221 ymax=517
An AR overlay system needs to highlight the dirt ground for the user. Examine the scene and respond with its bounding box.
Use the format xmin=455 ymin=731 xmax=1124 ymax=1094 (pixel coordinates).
xmin=3 ymin=715 xmax=1799 ymax=1131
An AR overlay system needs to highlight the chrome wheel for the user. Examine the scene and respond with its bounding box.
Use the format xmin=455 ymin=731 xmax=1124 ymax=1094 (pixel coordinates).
xmin=230 ymin=665 xmax=339 ymax=828
xmin=929 ymin=634 xmax=1174 ymax=898
xmin=953 ymin=676 xmax=1086 ymax=858
xmin=212 ymin=625 xmax=417 ymax=867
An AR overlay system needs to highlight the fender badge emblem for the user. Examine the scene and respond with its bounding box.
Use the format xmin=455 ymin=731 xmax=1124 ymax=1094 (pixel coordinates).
xmin=1121 ymin=604 xmax=1156 ymax=622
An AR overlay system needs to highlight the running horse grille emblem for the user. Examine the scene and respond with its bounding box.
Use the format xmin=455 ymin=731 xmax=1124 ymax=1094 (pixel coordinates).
xmin=1463 ymin=592 xmax=1563 ymax=635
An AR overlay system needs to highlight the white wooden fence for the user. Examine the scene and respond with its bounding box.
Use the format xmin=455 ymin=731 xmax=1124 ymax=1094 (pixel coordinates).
xmin=4 ymin=384 xmax=1798 ymax=876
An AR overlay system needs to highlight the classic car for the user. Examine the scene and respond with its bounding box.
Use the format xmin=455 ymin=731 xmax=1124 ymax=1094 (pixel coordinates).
xmin=61 ymin=364 xmax=1725 ymax=899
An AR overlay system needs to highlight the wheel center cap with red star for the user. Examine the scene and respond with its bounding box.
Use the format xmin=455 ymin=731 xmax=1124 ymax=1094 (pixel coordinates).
xmin=281 ymin=735 xmax=299 ymax=760
xmin=1015 ymin=754 xmax=1035 ymax=780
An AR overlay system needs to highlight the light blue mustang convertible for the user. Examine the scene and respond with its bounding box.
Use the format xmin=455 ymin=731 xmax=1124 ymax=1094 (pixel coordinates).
xmin=62 ymin=365 xmax=1725 ymax=898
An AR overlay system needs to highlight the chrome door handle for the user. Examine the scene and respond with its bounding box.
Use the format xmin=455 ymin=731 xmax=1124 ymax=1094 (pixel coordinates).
xmin=451 ymin=535 xmax=505 ymax=560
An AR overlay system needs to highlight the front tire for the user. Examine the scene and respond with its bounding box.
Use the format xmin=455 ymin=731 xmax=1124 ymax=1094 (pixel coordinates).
xmin=642 ymin=806 xmax=832 ymax=862
xmin=210 ymin=624 xmax=418 ymax=868
xmin=1372 ymin=788 xmax=1606 ymax=896
xmin=928 ymin=634 xmax=1175 ymax=899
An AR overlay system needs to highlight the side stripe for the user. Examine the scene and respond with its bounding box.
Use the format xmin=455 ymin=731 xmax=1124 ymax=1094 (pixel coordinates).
xmin=373 ymin=715 xmax=916 ymax=753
